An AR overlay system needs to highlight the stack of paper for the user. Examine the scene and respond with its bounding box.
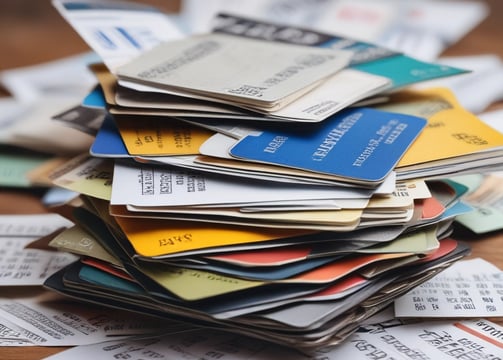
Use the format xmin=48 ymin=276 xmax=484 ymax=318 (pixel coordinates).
xmin=39 ymin=0 xmax=503 ymax=350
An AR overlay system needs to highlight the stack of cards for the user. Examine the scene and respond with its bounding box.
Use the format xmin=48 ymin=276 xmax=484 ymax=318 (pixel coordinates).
xmin=41 ymin=0 xmax=496 ymax=350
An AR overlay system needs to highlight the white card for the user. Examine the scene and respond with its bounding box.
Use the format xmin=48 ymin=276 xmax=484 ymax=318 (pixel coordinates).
xmin=110 ymin=162 xmax=374 ymax=208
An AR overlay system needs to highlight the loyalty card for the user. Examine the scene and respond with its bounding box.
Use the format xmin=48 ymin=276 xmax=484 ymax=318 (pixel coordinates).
xmin=229 ymin=107 xmax=427 ymax=184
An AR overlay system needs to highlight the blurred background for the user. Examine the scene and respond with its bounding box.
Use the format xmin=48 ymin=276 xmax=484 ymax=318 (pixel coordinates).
xmin=0 ymin=0 xmax=502 ymax=72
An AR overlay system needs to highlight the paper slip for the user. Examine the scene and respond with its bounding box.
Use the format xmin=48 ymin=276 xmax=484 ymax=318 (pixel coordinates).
xmin=0 ymin=50 xmax=95 ymax=94
xmin=52 ymin=0 xmax=185 ymax=71
xmin=0 ymin=292 xmax=187 ymax=346
xmin=229 ymin=107 xmax=427 ymax=185
xmin=0 ymin=214 xmax=76 ymax=286
xmin=320 ymin=319 xmax=503 ymax=359
xmin=41 ymin=328 xmax=306 ymax=360
xmin=1 ymin=94 xmax=95 ymax=155
xmin=116 ymin=32 xmax=353 ymax=110
xmin=110 ymin=162 xmax=375 ymax=208
xmin=41 ymin=318 xmax=503 ymax=360
xmin=394 ymin=257 xmax=503 ymax=318
xmin=0 ymin=213 xmax=73 ymax=237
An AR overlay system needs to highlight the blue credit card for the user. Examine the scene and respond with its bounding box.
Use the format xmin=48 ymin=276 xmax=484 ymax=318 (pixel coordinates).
xmin=90 ymin=114 xmax=130 ymax=158
xmin=229 ymin=107 xmax=427 ymax=184
xmin=82 ymin=84 xmax=107 ymax=108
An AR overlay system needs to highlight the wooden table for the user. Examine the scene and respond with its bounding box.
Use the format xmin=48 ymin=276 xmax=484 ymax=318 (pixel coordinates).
xmin=1 ymin=0 xmax=502 ymax=358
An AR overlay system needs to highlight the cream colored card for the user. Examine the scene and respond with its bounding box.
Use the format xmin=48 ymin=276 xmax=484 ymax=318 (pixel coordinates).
xmin=111 ymin=204 xmax=360 ymax=232
xmin=366 ymin=179 xmax=431 ymax=210
xmin=90 ymin=63 xmax=245 ymax=115
xmin=50 ymin=154 xmax=113 ymax=200
xmin=117 ymin=32 xmax=352 ymax=110
xmin=137 ymin=263 xmax=264 ymax=301
xmin=128 ymin=205 xmax=363 ymax=227
xmin=359 ymin=226 xmax=439 ymax=255
xmin=49 ymin=225 xmax=122 ymax=266
xmin=253 ymin=68 xmax=390 ymax=121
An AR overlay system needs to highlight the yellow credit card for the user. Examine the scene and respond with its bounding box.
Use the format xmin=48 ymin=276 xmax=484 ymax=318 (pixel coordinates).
xmin=115 ymin=116 xmax=214 ymax=156
xmin=114 ymin=215 xmax=317 ymax=258
xmin=377 ymin=87 xmax=503 ymax=167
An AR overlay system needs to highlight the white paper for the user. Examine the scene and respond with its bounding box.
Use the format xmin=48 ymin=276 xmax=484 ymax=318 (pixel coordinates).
xmin=0 ymin=292 xmax=190 ymax=346
xmin=1 ymin=94 xmax=95 ymax=154
xmin=43 ymin=328 xmax=302 ymax=359
xmin=53 ymin=0 xmax=185 ymax=71
xmin=180 ymin=0 xmax=333 ymax=35
xmin=0 ymin=214 xmax=76 ymax=286
xmin=322 ymin=318 xmax=503 ymax=359
xmin=0 ymin=53 xmax=98 ymax=152
xmin=110 ymin=162 xmax=375 ymax=208
xmin=0 ymin=52 xmax=97 ymax=105
xmin=479 ymin=108 xmax=503 ymax=134
xmin=394 ymin=258 xmax=503 ymax=318
xmin=43 ymin=318 xmax=503 ymax=359
xmin=414 ymin=55 xmax=503 ymax=114
xmin=315 ymin=0 xmax=397 ymax=42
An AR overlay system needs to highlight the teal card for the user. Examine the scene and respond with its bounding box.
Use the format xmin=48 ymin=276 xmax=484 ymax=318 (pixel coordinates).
xmin=353 ymin=54 xmax=468 ymax=89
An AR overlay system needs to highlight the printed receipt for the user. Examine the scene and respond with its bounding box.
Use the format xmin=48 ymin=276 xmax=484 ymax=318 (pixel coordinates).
xmin=394 ymin=258 xmax=503 ymax=318
xmin=0 ymin=214 xmax=76 ymax=286
xmin=43 ymin=318 xmax=503 ymax=359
